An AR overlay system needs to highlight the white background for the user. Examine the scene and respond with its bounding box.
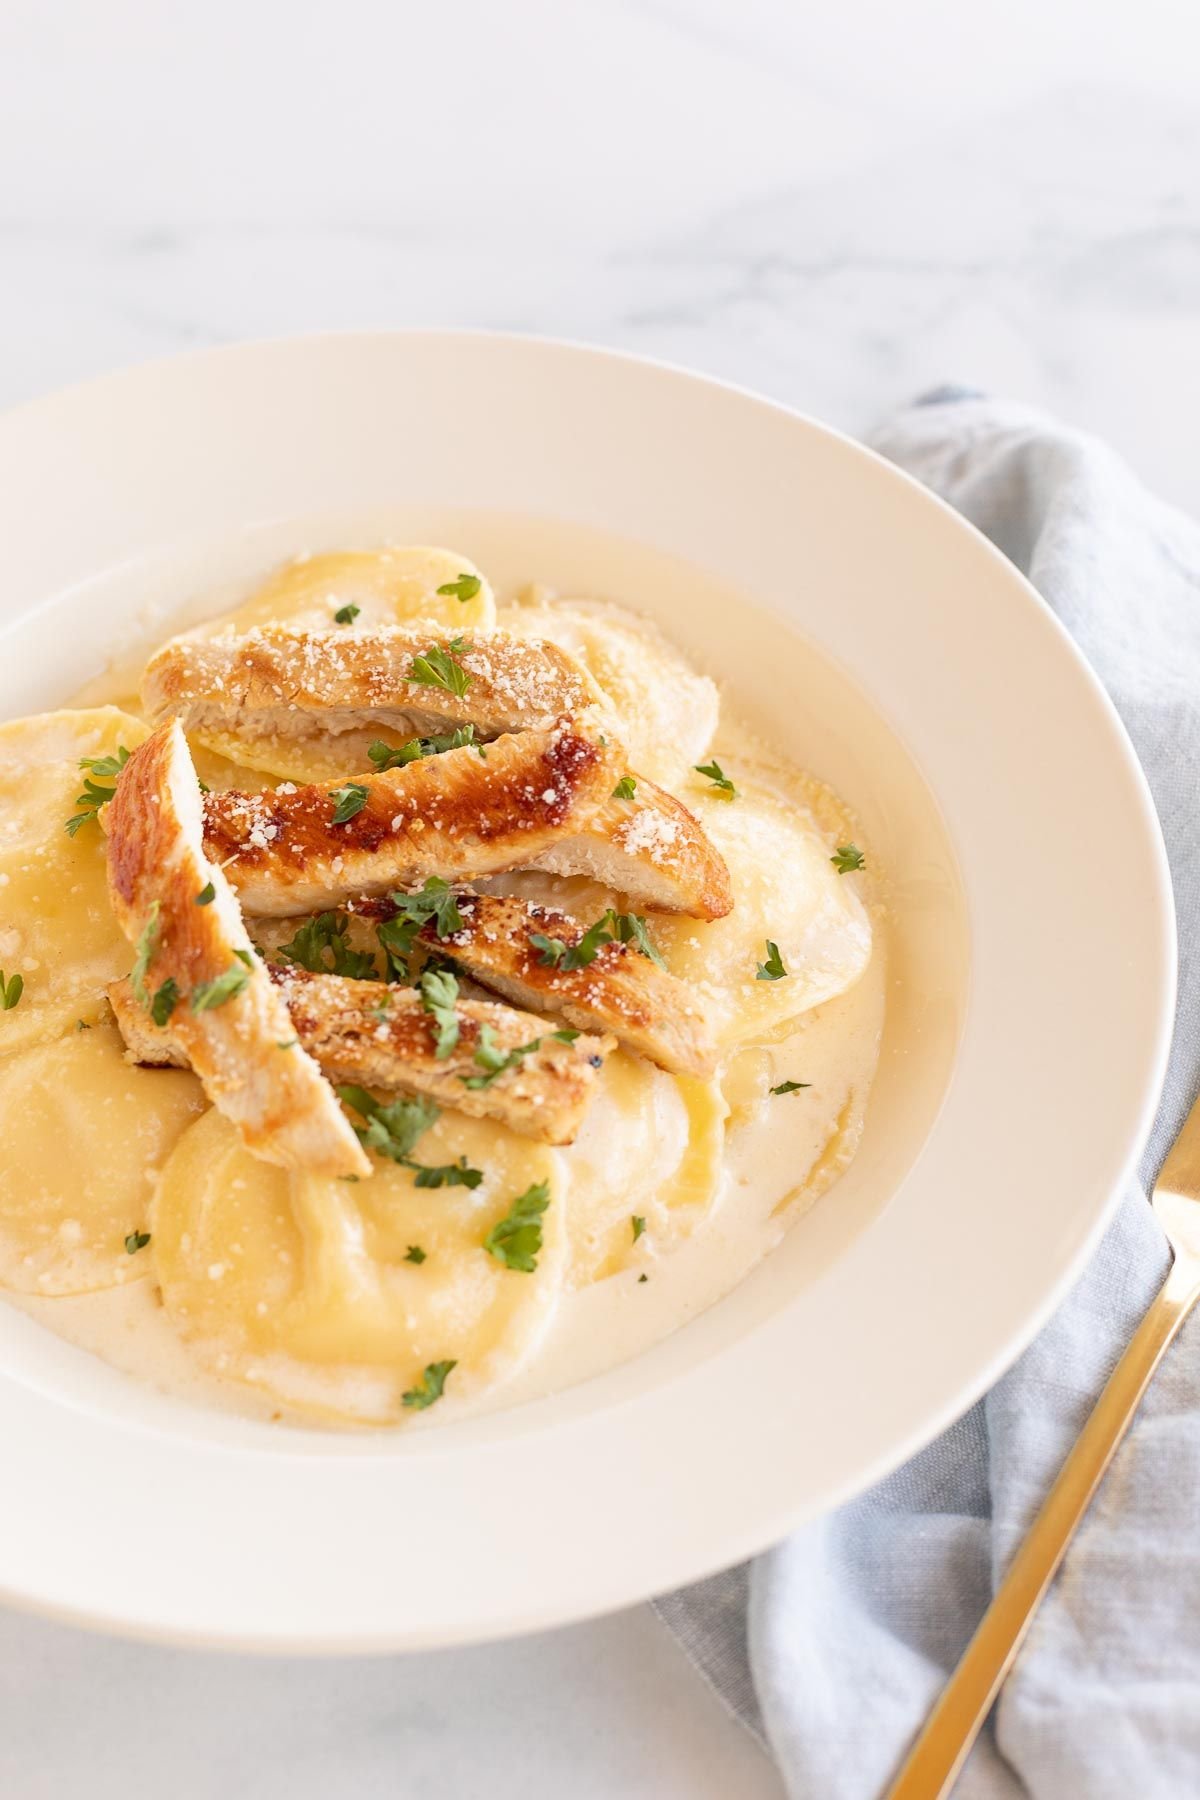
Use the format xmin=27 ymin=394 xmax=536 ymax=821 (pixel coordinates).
xmin=2 ymin=3 xmax=1198 ymax=1794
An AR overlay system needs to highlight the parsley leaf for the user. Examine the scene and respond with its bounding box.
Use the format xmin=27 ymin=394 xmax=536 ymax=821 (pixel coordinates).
xmin=694 ymin=759 xmax=737 ymax=799
xmin=124 ymin=1230 xmax=151 ymax=1255
xmin=329 ymin=782 xmax=369 ymax=824
xmin=150 ymin=977 xmax=179 ymax=1027
xmin=404 ymin=1245 xmax=427 ymax=1265
xmin=337 ymin=1087 xmax=479 ymax=1186
xmin=462 ymin=1025 xmax=544 ymax=1089
xmin=484 ymin=1181 xmax=551 ymax=1273
xmin=420 ymin=967 xmax=460 ymax=1059
xmin=333 ymin=602 xmax=360 ymax=625
xmin=530 ymin=909 xmax=663 ymax=973
xmin=831 ymin=843 xmax=865 ymax=873
xmin=631 ymin=1215 xmax=646 ymax=1241
xmin=756 ymin=940 xmax=787 ymax=981
xmin=65 ymin=745 xmax=131 ymax=836
xmin=611 ymin=910 xmax=666 ymax=969
xmin=277 ymin=912 xmax=378 ymax=980
xmin=376 ymin=914 xmax=420 ymax=981
xmin=553 ymin=1027 xmax=581 ymax=1043
xmin=770 ymin=1079 xmax=811 ymax=1095
xmin=368 ymin=724 xmax=483 ymax=772
xmin=191 ymin=963 xmax=251 ymax=1012
xmin=388 ymin=878 xmax=464 ymax=940
xmin=411 ymin=1156 xmax=483 ymax=1190
xmin=612 ymin=775 xmax=637 ymax=801
xmin=402 ymin=1359 xmax=456 ymax=1410
xmin=338 ymin=1085 xmax=439 ymax=1163
xmin=406 ymin=637 xmax=472 ymax=697
xmin=195 ymin=881 xmax=216 ymax=906
xmin=130 ymin=901 xmax=161 ymax=1008
xmin=0 ymin=970 xmax=24 ymax=1011
xmin=435 ymin=573 xmax=482 ymax=602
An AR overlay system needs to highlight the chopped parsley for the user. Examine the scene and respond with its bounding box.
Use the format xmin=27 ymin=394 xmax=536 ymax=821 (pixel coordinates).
xmin=406 ymin=637 xmax=472 ymax=697
xmin=65 ymin=745 xmax=131 ymax=836
xmin=756 ymin=940 xmax=788 ymax=982
xmin=276 ymin=1038 xmax=299 ymax=1050
xmin=462 ymin=1025 xmax=543 ymax=1089
xmin=770 ymin=1079 xmax=811 ymax=1095
xmin=376 ymin=914 xmax=420 ymax=981
xmin=333 ymin=601 xmax=360 ymax=625
xmin=411 ymin=1155 xmax=483 ymax=1190
xmin=420 ymin=966 xmax=460 ymax=1059
xmin=436 ymin=572 xmax=482 ymax=603
xmin=530 ymin=908 xmax=663 ymax=972
xmin=124 ymin=1230 xmax=151 ymax=1255
xmin=191 ymin=963 xmax=251 ymax=1012
xmin=483 ymin=1180 xmax=551 ymax=1273
xmin=638 ymin=1273 xmax=648 ymax=1283
xmin=195 ymin=882 xmax=216 ymax=906
xmin=338 ymin=1085 xmax=438 ymax=1162
xmin=694 ymin=759 xmax=737 ymax=799
xmin=76 ymin=1018 xmax=90 ymax=1031
xmin=150 ymin=977 xmax=179 ymax=1027
xmin=329 ymin=782 xmax=369 ymax=824
xmin=338 ymin=1087 xmax=483 ymax=1188
xmin=0 ymin=970 xmax=24 ymax=1011
xmin=553 ymin=1027 xmax=581 ymax=1043
xmin=368 ymin=724 xmax=483 ymax=772
xmin=831 ymin=843 xmax=865 ymax=873
xmin=276 ymin=912 xmax=378 ymax=980
xmin=631 ymin=1215 xmax=646 ymax=1242
xmin=404 ymin=1245 xmax=427 ymax=1265
xmin=130 ymin=901 xmax=161 ymax=1008
xmin=233 ymin=947 xmax=254 ymax=968
xmin=402 ymin=1359 xmax=456 ymax=1410
xmin=612 ymin=775 xmax=637 ymax=801
xmin=388 ymin=878 xmax=465 ymax=940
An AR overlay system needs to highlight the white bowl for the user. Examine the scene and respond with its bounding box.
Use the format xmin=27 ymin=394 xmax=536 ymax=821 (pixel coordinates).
xmin=0 ymin=333 xmax=1173 ymax=1650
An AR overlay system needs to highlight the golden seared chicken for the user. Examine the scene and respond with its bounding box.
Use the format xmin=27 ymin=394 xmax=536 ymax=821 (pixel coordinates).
xmin=202 ymin=718 xmax=626 ymax=916
xmin=102 ymin=720 xmax=368 ymax=1177
xmin=529 ymin=774 xmax=732 ymax=920
xmin=109 ymin=965 xmax=614 ymax=1147
xmin=359 ymin=889 xmax=717 ymax=1079
xmin=142 ymin=625 xmax=605 ymax=745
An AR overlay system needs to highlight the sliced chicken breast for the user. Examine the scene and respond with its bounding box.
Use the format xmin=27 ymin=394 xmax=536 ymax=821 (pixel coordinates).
xmin=530 ymin=775 xmax=733 ymax=920
xmin=143 ymin=624 xmax=605 ymax=745
xmin=365 ymin=890 xmax=717 ymax=1078
xmin=109 ymin=966 xmax=614 ymax=1146
xmin=103 ymin=718 xmax=368 ymax=1178
xmin=203 ymin=718 xmax=626 ymax=917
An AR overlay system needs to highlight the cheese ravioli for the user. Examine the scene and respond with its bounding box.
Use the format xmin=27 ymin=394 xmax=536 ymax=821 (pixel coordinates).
xmin=154 ymin=1105 xmax=566 ymax=1423
xmin=0 ymin=1016 xmax=205 ymax=1294
xmin=561 ymin=1051 xmax=726 ymax=1285
xmin=0 ymin=707 xmax=149 ymax=1054
xmin=652 ymin=756 xmax=872 ymax=1049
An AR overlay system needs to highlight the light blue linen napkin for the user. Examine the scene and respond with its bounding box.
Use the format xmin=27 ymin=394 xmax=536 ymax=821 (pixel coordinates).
xmin=656 ymin=392 xmax=1200 ymax=1800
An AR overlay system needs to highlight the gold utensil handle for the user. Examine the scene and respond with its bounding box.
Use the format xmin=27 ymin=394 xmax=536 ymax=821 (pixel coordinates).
xmin=885 ymin=1253 xmax=1200 ymax=1800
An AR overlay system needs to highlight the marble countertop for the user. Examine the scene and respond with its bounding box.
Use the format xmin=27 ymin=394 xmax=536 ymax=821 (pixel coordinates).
xmin=2 ymin=2 xmax=1195 ymax=1793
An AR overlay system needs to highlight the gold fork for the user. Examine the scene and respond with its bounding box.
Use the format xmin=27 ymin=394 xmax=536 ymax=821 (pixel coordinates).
xmin=885 ymin=1085 xmax=1200 ymax=1799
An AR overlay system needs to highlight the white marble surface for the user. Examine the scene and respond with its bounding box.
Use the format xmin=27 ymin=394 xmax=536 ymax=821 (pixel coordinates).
xmin=1 ymin=1 xmax=1198 ymax=1793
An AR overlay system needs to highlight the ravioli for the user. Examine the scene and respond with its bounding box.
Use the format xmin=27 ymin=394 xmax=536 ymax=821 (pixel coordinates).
xmin=0 ymin=707 xmax=149 ymax=1054
xmin=154 ymin=1105 xmax=566 ymax=1423
xmin=0 ymin=1016 xmax=205 ymax=1294
xmin=199 ymin=545 xmax=496 ymax=638
xmin=560 ymin=1051 xmax=726 ymax=1285
xmin=498 ymin=593 xmax=719 ymax=787
xmin=652 ymin=755 xmax=872 ymax=1049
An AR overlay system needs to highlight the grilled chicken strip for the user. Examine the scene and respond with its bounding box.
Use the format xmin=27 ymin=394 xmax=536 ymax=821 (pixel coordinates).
xmin=363 ymin=890 xmax=717 ymax=1079
xmin=109 ymin=966 xmax=614 ymax=1146
xmin=103 ymin=720 xmax=368 ymax=1178
xmin=143 ymin=624 xmax=605 ymax=744
xmin=203 ymin=718 xmax=625 ymax=917
xmin=530 ymin=776 xmax=732 ymax=920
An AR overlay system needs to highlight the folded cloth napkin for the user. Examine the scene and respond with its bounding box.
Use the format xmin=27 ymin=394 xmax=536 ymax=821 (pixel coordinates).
xmin=656 ymin=392 xmax=1200 ymax=1800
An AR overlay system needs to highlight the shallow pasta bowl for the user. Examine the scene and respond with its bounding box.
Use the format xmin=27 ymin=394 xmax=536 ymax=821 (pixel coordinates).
xmin=0 ymin=332 xmax=1174 ymax=1650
